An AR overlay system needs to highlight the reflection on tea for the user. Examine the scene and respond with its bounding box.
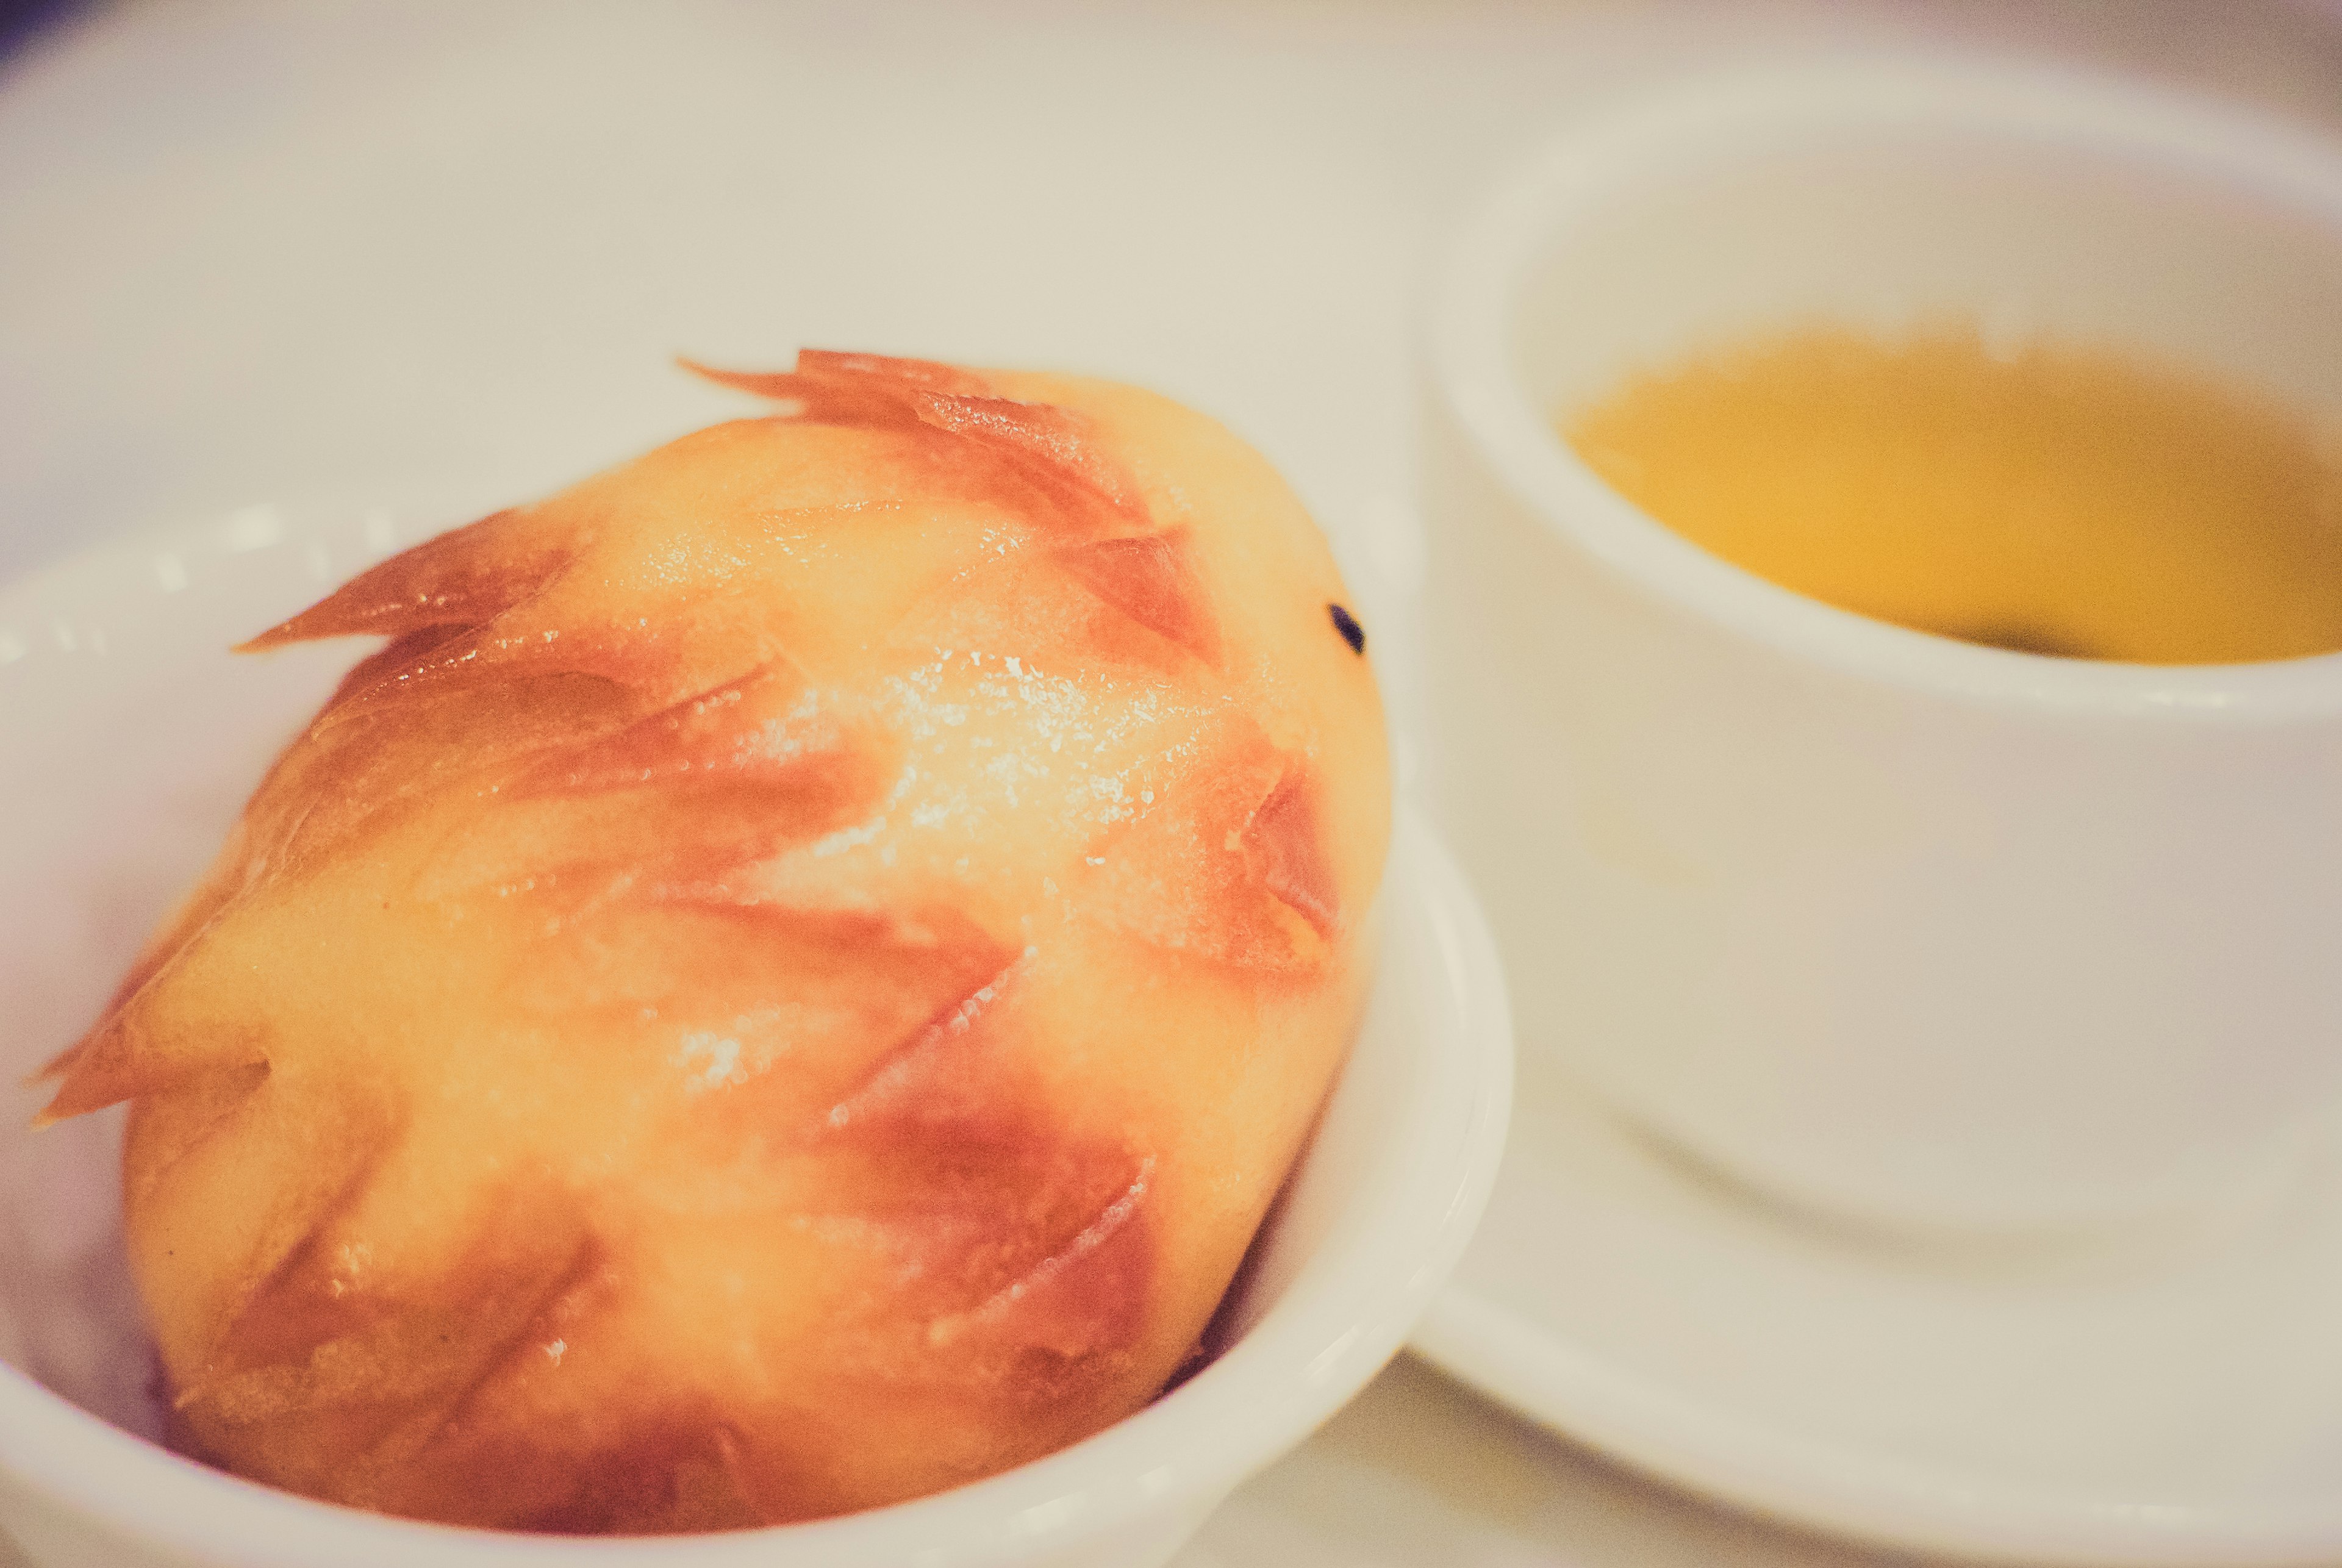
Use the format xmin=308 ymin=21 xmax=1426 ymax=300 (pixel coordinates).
xmin=1566 ymin=324 xmax=2342 ymax=663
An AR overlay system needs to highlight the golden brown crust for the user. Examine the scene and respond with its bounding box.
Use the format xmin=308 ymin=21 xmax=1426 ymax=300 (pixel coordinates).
xmin=40 ymin=351 xmax=1389 ymax=1531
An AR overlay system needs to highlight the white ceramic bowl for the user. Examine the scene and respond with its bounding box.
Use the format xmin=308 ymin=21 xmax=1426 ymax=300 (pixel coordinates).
xmin=0 ymin=501 xmax=1513 ymax=1568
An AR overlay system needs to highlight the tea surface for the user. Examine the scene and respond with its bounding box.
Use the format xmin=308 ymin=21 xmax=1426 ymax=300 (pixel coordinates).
xmin=1566 ymin=325 xmax=2342 ymax=663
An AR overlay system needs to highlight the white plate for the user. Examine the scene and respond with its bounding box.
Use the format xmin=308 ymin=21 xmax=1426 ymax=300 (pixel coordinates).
xmin=1412 ymin=1051 xmax=2342 ymax=1566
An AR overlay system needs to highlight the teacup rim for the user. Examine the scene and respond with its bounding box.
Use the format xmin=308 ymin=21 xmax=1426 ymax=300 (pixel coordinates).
xmin=1430 ymin=52 xmax=2342 ymax=721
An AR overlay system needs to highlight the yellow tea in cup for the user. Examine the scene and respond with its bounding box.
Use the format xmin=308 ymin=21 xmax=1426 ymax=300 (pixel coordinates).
xmin=1565 ymin=325 xmax=2342 ymax=663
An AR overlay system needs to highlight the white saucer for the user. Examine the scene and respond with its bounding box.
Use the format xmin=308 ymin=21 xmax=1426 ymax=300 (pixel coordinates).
xmin=1411 ymin=1051 xmax=2342 ymax=1566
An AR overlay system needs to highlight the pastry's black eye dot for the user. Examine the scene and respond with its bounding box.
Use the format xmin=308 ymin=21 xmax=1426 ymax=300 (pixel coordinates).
xmin=1328 ymin=603 xmax=1366 ymax=656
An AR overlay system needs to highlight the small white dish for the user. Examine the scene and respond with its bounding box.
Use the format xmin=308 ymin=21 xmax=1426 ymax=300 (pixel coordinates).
xmin=1413 ymin=1052 xmax=2342 ymax=1567
xmin=0 ymin=499 xmax=1514 ymax=1568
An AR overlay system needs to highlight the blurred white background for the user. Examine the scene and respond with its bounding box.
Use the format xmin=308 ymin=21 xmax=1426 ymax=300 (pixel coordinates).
xmin=4 ymin=4 xmax=2340 ymax=1565
xmin=5 ymin=0 xmax=2342 ymax=589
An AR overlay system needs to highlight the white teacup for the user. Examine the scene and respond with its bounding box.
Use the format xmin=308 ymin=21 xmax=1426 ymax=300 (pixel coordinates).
xmin=1422 ymin=60 xmax=2342 ymax=1236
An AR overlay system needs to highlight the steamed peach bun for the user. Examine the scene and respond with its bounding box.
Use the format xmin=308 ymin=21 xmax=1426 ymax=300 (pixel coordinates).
xmin=40 ymin=352 xmax=1389 ymax=1532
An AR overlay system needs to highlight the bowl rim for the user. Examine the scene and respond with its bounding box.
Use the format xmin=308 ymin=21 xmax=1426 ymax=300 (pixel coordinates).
xmin=1428 ymin=53 xmax=2342 ymax=721
xmin=0 ymin=502 xmax=1514 ymax=1568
